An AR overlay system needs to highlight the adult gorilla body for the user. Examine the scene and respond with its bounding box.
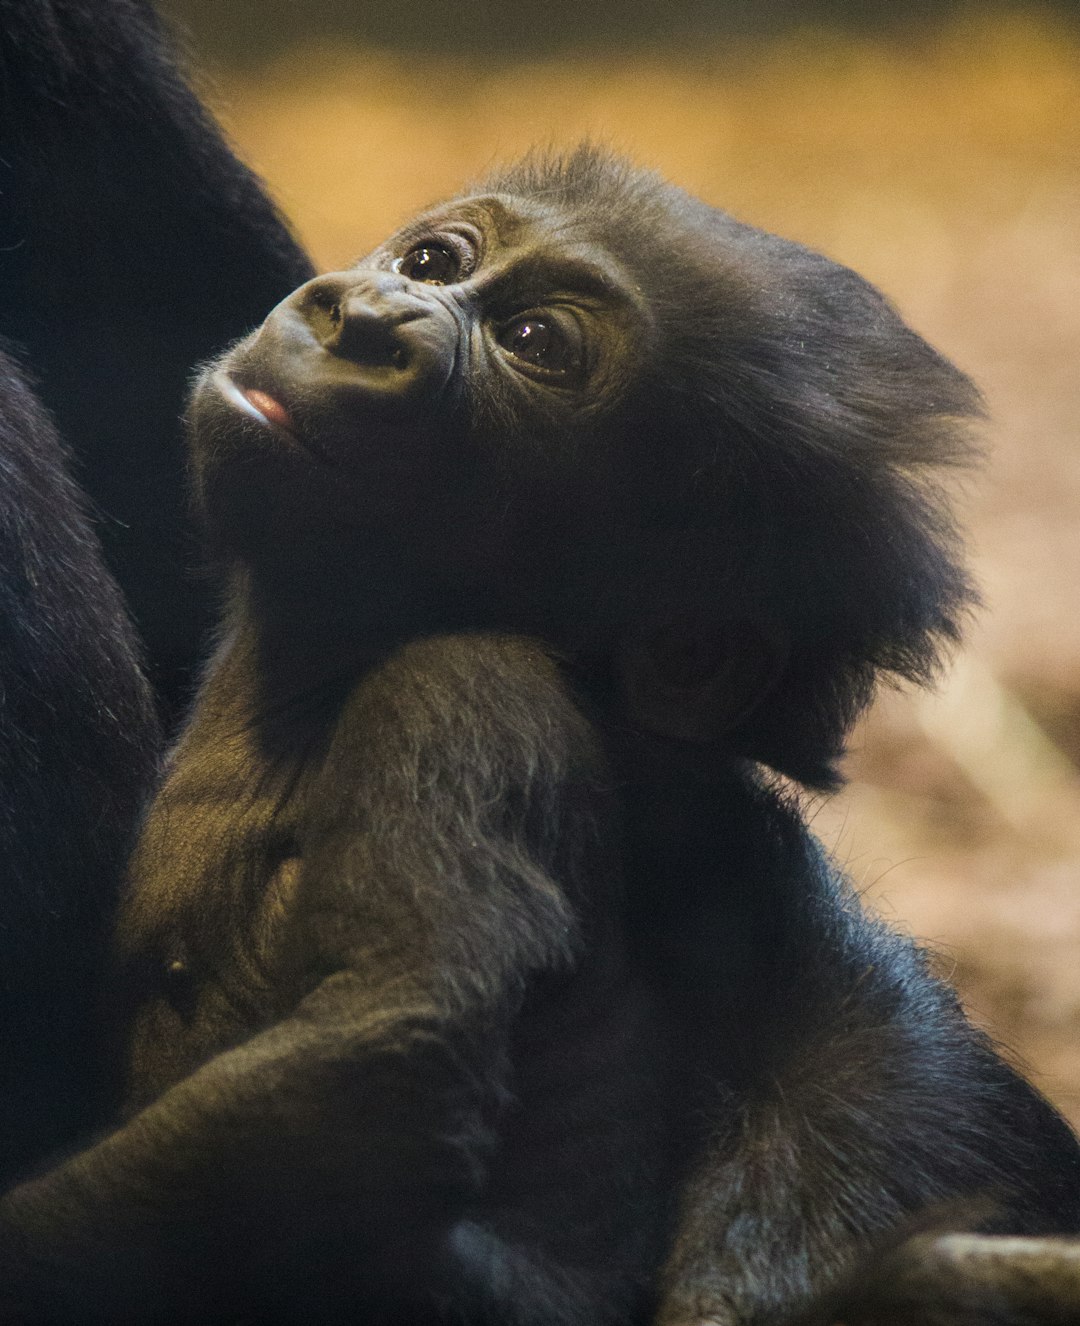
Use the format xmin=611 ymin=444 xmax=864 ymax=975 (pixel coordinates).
xmin=0 ymin=0 xmax=310 ymax=1187
xmin=0 ymin=350 xmax=157 ymax=1183
xmin=1 ymin=152 xmax=1078 ymax=1324
xmin=0 ymin=0 xmax=313 ymax=718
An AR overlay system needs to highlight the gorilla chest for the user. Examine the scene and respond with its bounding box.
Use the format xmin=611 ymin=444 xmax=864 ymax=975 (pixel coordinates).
xmin=116 ymin=747 xmax=316 ymax=1105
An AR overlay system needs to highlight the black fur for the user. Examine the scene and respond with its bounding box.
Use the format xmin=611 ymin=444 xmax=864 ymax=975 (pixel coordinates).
xmin=622 ymin=742 xmax=1080 ymax=1324
xmin=487 ymin=150 xmax=981 ymax=788
xmin=0 ymin=347 xmax=159 ymax=1183
xmin=0 ymin=150 xmax=1076 ymax=1325
xmin=0 ymin=0 xmax=314 ymax=718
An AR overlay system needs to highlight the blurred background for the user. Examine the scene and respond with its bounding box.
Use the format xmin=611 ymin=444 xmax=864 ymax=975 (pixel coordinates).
xmin=161 ymin=0 xmax=1080 ymax=1126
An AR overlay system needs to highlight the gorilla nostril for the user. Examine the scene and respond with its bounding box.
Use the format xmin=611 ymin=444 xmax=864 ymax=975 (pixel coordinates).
xmin=322 ymin=297 xmax=412 ymax=369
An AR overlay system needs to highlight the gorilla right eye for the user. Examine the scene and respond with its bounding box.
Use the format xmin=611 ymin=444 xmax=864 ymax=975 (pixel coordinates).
xmin=496 ymin=314 xmax=581 ymax=380
xmin=396 ymin=243 xmax=460 ymax=285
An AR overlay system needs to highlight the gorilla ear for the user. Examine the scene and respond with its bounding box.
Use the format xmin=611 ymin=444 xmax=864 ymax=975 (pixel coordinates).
xmin=617 ymin=621 xmax=788 ymax=745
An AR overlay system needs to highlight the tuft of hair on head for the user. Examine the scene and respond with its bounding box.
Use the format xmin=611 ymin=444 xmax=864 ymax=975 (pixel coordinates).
xmin=480 ymin=142 xmax=677 ymax=244
xmin=651 ymin=198 xmax=984 ymax=788
xmin=484 ymin=141 xmax=647 ymax=199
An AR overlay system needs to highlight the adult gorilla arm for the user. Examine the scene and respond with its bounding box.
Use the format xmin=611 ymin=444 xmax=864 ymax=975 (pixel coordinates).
xmin=0 ymin=349 xmax=159 ymax=1181
xmin=0 ymin=0 xmax=314 ymax=714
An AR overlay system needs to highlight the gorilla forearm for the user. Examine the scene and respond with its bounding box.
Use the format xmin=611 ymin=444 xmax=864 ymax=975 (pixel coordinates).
xmin=1 ymin=976 xmax=515 ymax=1317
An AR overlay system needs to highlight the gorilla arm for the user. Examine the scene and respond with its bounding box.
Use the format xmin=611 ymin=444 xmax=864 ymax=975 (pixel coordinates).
xmin=0 ymin=635 xmax=656 ymax=1324
xmin=0 ymin=970 xmax=501 ymax=1318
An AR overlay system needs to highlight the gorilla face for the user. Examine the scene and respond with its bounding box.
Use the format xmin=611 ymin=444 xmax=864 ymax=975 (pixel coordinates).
xmin=188 ymin=189 xmax=657 ymax=608
xmin=187 ymin=148 xmax=978 ymax=783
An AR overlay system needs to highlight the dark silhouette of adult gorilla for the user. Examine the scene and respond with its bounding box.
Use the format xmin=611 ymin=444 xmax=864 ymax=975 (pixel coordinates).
xmin=0 ymin=0 xmax=310 ymax=1178
xmin=0 ymin=347 xmax=157 ymax=1182
xmin=0 ymin=0 xmax=314 ymax=721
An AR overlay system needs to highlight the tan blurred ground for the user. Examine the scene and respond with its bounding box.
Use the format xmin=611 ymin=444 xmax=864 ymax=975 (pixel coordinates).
xmin=202 ymin=10 xmax=1080 ymax=1125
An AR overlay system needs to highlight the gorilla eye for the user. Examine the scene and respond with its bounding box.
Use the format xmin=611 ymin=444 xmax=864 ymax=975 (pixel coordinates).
xmin=396 ymin=243 xmax=460 ymax=285
xmin=497 ymin=316 xmax=578 ymax=377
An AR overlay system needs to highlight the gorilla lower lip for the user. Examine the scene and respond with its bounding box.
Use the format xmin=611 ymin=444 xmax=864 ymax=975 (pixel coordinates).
xmin=214 ymin=372 xmax=296 ymax=435
xmin=243 ymin=388 xmax=294 ymax=431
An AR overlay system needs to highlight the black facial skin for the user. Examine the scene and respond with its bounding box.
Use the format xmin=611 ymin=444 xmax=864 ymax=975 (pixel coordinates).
xmin=1 ymin=149 xmax=1079 ymax=1326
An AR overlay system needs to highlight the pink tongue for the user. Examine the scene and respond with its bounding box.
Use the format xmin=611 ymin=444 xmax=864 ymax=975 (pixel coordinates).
xmin=244 ymin=388 xmax=293 ymax=430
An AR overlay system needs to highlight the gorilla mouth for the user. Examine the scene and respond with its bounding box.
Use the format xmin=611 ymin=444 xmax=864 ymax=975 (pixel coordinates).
xmin=210 ymin=371 xmax=338 ymax=469
xmin=243 ymin=387 xmax=294 ymax=433
xmin=213 ymin=372 xmax=297 ymax=437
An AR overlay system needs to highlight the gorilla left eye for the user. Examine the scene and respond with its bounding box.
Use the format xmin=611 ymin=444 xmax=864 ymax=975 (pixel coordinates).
xmin=396 ymin=243 xmax=460 ymax=285
xmin=497 ymin=316 xmax=578 ymax=377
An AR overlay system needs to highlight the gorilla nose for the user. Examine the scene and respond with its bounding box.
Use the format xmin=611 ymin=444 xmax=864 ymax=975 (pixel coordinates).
xmin=322 ymin=296 xmax=411 ymax=368
xmin=298 ymin=273 xmax=429 ymax=370
xmin=268 ymin=271 xmax=459 ymax=410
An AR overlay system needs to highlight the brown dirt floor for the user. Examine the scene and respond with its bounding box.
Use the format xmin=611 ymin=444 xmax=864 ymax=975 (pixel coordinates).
xmin=198 ymin=8 xmax=1080 ymax=1127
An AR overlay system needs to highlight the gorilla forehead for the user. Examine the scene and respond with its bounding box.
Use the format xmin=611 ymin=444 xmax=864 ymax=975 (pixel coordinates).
xmin=454 ymin=148 xmax=824 ymax=373
xmin=478 ymin=146 xmax=710 ymax=252
xmin=384 ymin=181 xmax=655 ymax=318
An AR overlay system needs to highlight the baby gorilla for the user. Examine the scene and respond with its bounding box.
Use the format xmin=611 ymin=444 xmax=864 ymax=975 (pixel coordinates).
xmin=1 ymin=149 xmax=1078 ymax=1325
